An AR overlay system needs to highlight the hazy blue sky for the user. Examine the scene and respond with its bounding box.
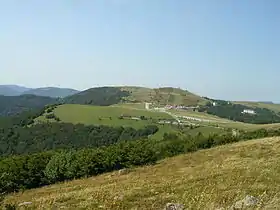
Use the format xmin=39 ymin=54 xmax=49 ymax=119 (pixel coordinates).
xmin=0 ymin=0 xmax=279 ymax=101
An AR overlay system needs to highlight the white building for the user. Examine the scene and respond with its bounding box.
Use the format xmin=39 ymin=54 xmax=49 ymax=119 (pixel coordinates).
xmin=145 ymin=102 xmax=152 ymax=110
xmin=241 ymin=109 xmax=256 ymax=115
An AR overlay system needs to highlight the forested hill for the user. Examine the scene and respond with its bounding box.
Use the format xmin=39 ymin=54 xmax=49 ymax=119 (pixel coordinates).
xmin=0 ymin=95 xmax=58 ymax=116
xmin=64 ymin=86 xmax=207 ymax=106
xmin=199 ymin=99 xmax=280 ymax=124
xmin=64 ymin=87 xmax=130 ymax=106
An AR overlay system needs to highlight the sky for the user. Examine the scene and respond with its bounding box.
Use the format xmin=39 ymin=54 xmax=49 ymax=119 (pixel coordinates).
xmin=0 ymin=0 xmax=280 ymax=102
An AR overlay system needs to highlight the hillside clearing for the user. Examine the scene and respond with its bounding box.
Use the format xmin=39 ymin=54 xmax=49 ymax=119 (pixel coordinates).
xmin=36 ymin=104 xmax=225 ymax=139
xmin=5 ymin=137 xmax=280 ymax=209
xmin=37 ymin=104 xmax=280 ymax=134
xmin=36 ymin=104 xmax=179 ymax=139
xmin=37 ymin=104 xmax=172 ymax=127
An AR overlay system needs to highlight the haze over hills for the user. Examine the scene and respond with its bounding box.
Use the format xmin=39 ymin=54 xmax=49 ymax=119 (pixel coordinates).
xmin=22 ymin=87 xmax=79 ymax=98
xmin=0 ymin=85 xmax=79 ymax=98
xmin=0 ymin=84 xmax=278 ymax=105
xmin=0 ymin=85 xmax=31 ymax=96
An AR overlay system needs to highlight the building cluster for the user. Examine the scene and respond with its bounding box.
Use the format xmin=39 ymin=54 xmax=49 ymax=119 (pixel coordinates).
xmin=164 ymin=105 xmax=198 ymax=110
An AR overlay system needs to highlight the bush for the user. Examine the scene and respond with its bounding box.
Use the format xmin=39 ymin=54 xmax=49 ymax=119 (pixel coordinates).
xmin=46 ymin=108 xmax=53 ymax=113
xmin=0 ymin=152 xmax=53 ymax=193
xmin=140 ymin=116 xmax=147 ymax=120
xmin=54 ymin=116 xmax=60 ymax=122
xmin=45 ymin=114 xmax=55 ymax=119
xmin=44 ymin=150 xmax=79 ymax=183
xmin=4 ymin=204 xmax=16 ymax=210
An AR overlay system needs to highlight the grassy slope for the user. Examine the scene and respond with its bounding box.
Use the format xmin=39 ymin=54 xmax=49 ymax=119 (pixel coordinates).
xmin=235 ymin=101 xmax=280 ymax=113
xmin=170 ymin=109 xmax=280 ymax=130
xmin=48 ymin=104 xmax=172 ymax=126
xmin=5 ymin=137 xmax=280 ymax=209
xmin=36 ymin=104 xmax=177 ymax=139
xmin=37 ymin=104 xmax=280 ymax=133
xmin=36 ymin=104 xmax=226 ymax=139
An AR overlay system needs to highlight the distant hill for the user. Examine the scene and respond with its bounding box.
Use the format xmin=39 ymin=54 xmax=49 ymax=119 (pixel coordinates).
xmin=22 ymin=87 xmax=79 ymax=98
xmin=0 ymin=85 xmax=79 ymax=98
xmin=64 ymin=87 xmax=130 ymax=106
xmin=0 ymin=85 xmax=31 ymax=96
xmin=258 ymin=101 xmax=274 ymax=104
xmin=235 ymin=101 xmax=280 ymax=113
xmin=120 ymin=86 xmax=207 ymax=106
xmin=64 ymin=86 xmax=207 ymax=106
xmin=0 ymin=95 xmax=58 ymax=116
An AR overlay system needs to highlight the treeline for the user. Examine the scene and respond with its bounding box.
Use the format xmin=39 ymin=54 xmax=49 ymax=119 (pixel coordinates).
xmin=0 ymin=94 xmax=58 ymax=116
xmin=0 ymin=108 xmax=45 ymax=129
xmin=0 ymin=103 xmax=62 ymax=129
xmin=63 ymin=87 xmax=130 ymax=106
xmin=199 ymin=101 xmax=280 ymax=124
xmin=0 ymin=122 xmax=158 ymax=157
xmin=1 ymin=127 xmax=279 ymax=194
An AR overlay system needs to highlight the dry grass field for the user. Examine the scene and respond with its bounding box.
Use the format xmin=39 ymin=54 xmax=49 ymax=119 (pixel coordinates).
xmin=4 ymin=137 xmax=280 ymax=209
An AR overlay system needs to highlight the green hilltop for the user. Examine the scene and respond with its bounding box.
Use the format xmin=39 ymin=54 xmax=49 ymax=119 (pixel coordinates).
xmin=63 ymin=86 xmax=207 ymax=106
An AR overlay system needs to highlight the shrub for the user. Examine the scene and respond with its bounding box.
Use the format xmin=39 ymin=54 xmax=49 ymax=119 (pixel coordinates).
xmin=45 ymin=114 xmax=55 ymax=119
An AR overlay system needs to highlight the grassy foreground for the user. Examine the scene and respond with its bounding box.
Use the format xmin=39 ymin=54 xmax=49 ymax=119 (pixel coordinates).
xmin=4 ymin=137 xmax=280 ymax=209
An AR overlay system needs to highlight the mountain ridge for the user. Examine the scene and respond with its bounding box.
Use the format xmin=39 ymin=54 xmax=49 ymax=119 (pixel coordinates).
xmin=0 ymin=85 xmax=31 ymax=96
xmin=0 ymin=85 xmax=79 ymax=98
xmin=22 ymin=87 xmax=79 ymax=98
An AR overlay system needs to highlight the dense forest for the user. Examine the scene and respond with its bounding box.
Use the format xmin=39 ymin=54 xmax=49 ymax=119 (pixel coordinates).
xmin=0 ymin=95 xmax=58 ymax=116
xmin=1 ymin=127 xmax=279 ymax=194
xmin=0 ymin=122 xmax=158 ymax=157
xmin=0 ymin=103 xmax=61 ymax=128
xmin=198 ymin=100 xmax=280 ymax=124
xmin=64 ymin=87 xmax=130 ymax=106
